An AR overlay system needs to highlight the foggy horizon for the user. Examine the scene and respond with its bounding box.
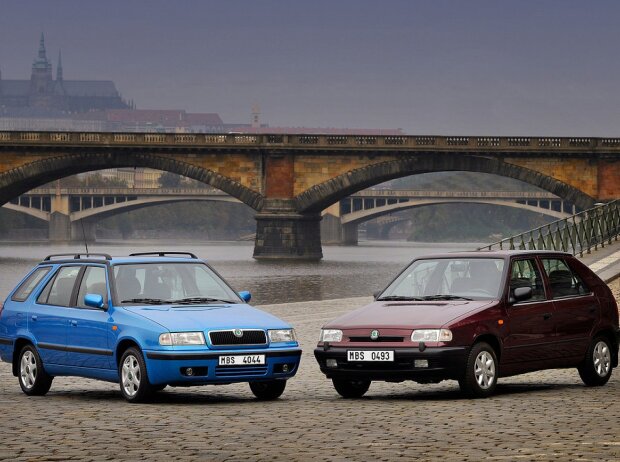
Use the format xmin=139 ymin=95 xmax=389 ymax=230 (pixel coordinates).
xmin=1 ymin=0 xmax=620 ymax=136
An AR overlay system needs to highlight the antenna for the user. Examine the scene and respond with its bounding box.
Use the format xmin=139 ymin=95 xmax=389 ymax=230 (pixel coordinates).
xmin=80 ymin=220 xmax=90 ymax=254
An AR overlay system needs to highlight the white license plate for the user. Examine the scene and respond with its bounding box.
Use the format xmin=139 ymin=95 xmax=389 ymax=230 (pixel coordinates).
xmin=347 ymin=350 xmax=394 ymax=362
xmin=218 ymin=354 xmax=265 ymax=366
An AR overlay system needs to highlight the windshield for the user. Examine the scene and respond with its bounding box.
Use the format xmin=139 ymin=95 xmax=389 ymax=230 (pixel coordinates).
xmin=113 ymin=262 xmax=241 ymax=305
xmin=379 ymin=258 xmax=506 ymax=301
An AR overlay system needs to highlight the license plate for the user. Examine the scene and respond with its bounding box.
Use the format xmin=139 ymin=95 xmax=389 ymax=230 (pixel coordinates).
xmin=347 ymin=350 xmax=394 ymax=362
xmin=218 ymin=354 xmax=265 ymax=366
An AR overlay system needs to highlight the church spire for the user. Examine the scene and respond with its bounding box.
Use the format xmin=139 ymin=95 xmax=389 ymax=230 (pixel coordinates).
xmin=56 ymin=50 xmax=63 ymax=81
xmin=38 ymin=33 xmax=47 ymax=61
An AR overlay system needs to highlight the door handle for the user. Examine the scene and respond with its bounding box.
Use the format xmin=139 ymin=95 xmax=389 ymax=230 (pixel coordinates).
xmin=543 ymin=313 xmax=552 ymax=320
xmin=31 ymin=315 xmax=37 ymax=321
xmin=70 ymin=320 xmax=78 ymax=326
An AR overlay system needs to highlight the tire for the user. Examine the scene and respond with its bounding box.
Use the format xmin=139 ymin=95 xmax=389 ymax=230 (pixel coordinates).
xmin=332 ymin=378 xmax=370 ymax=399
xmin=17 ymin=345 xmax=53 ymax=396
xmin=459 ymin=342 xmax=498 ymax=398
xmin=249 ymin=380 xmax=287 ymax=400
xmin=119 ymin=347 xmax=153 ymax=403
xmin=578 ymin=336 xmax=613 ymax=387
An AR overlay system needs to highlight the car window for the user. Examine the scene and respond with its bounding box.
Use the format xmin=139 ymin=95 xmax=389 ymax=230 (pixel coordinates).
xmin=380 ymin=258 xmax=505 ymax=300
xmin=509 ymin=259 xmax=546 ymax=301
xmin=12 ymin=266 xmax=51 ymax=301
xmin=38 ymin=266 xmax=81 ymax=307
xmin=77 ymin=266 xmax=108 ymax=308
xmin=113 ymin=262 xmax=240 ymax=303
xmin=541 ymin=258 xmax=589 ymax=298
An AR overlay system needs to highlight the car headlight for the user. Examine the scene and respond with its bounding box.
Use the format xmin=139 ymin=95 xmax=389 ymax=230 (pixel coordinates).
xmin=319 ymin=329 xmax=343 ymax=342
xmin=159 ymin=332 xmax=206 ymax=346
xmin=411 ymin=329 xmax=452 ymax=342
xmin=268 ymin=329 xmax=297 ymax=343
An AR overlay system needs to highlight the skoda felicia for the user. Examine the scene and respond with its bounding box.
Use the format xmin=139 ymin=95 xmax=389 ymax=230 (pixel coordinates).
xmin=0 ymin=252 xmax=301 ymax=402
xmin=315 ymin=251 xmax=619 ymax=398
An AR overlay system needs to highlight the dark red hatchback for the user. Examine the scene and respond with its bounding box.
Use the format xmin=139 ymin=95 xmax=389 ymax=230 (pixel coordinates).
xmin=315 ymin=251 xmax=619 ymax=398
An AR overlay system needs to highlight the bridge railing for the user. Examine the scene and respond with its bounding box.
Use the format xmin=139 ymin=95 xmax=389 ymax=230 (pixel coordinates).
xmin=3 ymin=131 xmax=620 ymax=153
xmin=478 ymin=200 xmax=620 ymax=256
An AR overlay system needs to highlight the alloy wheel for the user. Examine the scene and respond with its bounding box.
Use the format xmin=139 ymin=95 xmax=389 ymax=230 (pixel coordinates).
xmin=20 ymin=350 xmax=37 ymax=389
xmin=593 ymin=341 xmax=611 ymax=377
xmin=121 ymin=354 xmax=141 ymax=397
xmin=474 ymin=350 xmax=496 ymax=390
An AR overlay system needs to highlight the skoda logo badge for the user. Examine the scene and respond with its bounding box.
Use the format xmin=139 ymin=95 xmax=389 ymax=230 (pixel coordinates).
xmin=370 ymin=330 xmax=379 ymax=341
xmin=233 ymin=329 xmax=243 ymax=338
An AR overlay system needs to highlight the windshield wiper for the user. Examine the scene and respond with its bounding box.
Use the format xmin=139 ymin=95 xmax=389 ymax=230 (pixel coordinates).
xmin=420 ymin=295 xmax=473 ymax=301
xmin=377 ymin=295 xmax=425 ymax=301
xmin=169 ymin=297 xmax=235 ymax=305
xmin=121 ymin=298 xmax=169 ymax=305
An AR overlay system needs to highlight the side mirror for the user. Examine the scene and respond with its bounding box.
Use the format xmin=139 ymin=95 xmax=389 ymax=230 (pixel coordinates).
xmin=511 ymin=287 xmax=533 ymax=304
xmin=373 ymin=290 xmax=381 ymax=300
xmin=84 ymin=293 xmax=105 ymax=309
xmin=238 ymin=291 xmax=251 ymax=303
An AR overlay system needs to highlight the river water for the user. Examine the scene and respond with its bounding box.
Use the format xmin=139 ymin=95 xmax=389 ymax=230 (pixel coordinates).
xmin=0 ymin=240 xmax=481 ymax=305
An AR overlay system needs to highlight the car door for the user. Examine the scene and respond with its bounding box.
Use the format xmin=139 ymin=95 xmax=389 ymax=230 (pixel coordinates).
xmin=65 ymin=265 xmax=113 ymax=369
xmin=30 ymin=265 xmax=82 ymax=366
xmin=502 ymin=257 xmax=557 ymax=366
xmin=541 ymin=257 xmax=598 ymax=360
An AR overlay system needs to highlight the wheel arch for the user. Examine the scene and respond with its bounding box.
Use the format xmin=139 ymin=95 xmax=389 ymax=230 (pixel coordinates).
xmin=12 ymin=337 xmax=35 ymax=377
xmin=115 ymin=337 xmax=143 ymax=367
xmin=472 ymin=333 xmax=503 ymax=361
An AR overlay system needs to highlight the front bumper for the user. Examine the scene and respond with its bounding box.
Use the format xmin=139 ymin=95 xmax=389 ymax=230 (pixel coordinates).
xmin=314 ymin=346 xmax=468 ymax=382
xmin=144 ymin=348 xmax=302 ymax=386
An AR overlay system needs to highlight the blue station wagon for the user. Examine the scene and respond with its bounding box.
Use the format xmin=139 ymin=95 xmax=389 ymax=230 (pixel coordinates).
xmin=0 ymin=252 xmax=301 ymax=402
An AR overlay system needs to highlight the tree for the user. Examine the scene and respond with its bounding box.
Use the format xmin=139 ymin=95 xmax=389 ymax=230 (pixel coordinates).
xmin=158 ymin=172 xmax=183 ymax=188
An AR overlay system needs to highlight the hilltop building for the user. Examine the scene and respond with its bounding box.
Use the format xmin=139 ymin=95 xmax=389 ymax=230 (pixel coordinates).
xmin=0 ymin=34 xmax=130 ymax=114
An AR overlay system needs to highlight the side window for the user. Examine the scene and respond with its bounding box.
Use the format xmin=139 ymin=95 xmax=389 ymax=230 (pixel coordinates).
xmin=509 ymin=259 xmax=545 ymax=301
xmin=38 ymin=266 xmax=81 ymax=307
xmin=12 ymin=267 xmax=51 ymax=302
xmin=77 ymin=266 xmax=108 ymax=308
xmin=541 ymin=258 xmax=589 ymax=298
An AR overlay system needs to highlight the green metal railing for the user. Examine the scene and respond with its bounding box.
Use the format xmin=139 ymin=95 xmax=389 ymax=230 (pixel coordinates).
xmin=478 ymin=199 xmax=620 ymax=256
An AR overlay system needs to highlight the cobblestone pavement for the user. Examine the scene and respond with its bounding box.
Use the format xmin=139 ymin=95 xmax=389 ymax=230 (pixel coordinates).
xmin=1 ymin=294 xmax=619 ymax=462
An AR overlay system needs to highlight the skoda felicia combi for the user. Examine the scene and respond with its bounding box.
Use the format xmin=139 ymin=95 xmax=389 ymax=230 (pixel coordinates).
xmin=0 ymin=252 xmax=301 ymax=402
xmin=315 ymin=251 xmax=619 ymax=398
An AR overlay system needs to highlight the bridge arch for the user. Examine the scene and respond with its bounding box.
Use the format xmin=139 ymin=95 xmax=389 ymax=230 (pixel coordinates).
xmin=341 ymin=199 xmax=573 ymax=226
xmin=0 ymin=152 xmax=264 ymax=210
xmin=295 ymin=154 xmax=596 ymax=213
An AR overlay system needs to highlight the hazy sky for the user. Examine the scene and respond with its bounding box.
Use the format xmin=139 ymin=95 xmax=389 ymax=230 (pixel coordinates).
xmin=1 ymin=0 xmax=619 ymax=135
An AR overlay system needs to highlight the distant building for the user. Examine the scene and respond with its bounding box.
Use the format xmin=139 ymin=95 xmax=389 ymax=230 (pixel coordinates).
xmin=0 ymin=34 xmax=130 ymax=114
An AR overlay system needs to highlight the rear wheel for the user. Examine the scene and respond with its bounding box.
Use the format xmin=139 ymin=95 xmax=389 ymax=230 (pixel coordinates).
xmin=578 ymin=336 xmax=613 ymax=386
xmin=332 ymin=378 xmax=370 ymax=399
xmin=459 ymin=342 xmax=498 ymax=398
xmin=249 ymin=380 xmax=286 ymax=400
xmin=18 ymin=345 xmax=53 ymax=396
xmin=119 ymin=347 xmax=153 ymax=403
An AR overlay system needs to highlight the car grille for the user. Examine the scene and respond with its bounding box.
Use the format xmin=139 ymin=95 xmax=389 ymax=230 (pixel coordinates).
xmin=348 ymin=336 xmax=405 ymax=343
xmin=215 ymin=365 xmax=268 ymax=378
xmin=209 ymin=329 xmax=267 ymax=346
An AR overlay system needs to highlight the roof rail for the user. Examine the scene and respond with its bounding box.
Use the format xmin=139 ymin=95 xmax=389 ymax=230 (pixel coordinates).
xmin=128 ymin=251 xmax=198 ymax=259
xmin=43 ymin=253 xmax=112 ymax=261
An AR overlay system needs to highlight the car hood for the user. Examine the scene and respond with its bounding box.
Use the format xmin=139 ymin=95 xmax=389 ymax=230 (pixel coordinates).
xmin=323 ymin=299 xmax=496 ymax=329
xmin=123 ymin=304 xmax=291 ymax=331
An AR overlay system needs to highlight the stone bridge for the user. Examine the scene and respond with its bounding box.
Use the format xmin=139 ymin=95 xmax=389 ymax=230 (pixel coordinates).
xmin=0 ymin=131 xmax=618 ymax=259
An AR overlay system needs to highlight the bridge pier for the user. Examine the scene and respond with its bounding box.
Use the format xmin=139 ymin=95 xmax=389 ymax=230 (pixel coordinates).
xmin=253 ymin=200 xmax=323 ymax=260
xmin=342 ymin=222 xmax=358 ymax=245
xmin=48 ymin=212 xmax=71 ymax=241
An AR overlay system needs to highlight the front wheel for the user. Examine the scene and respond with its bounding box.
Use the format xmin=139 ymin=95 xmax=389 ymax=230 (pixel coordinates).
xmin=249 ymin=380 xmax=286 ymax=400
xmin=459 ymin=342 xmax=498 ymax=398
xmin=18 ymin=345 xmax=53 ymax=396
xmin=332 ymin=378 xmax=370 ymax=399
xmin=119 ymin=347 xmax=153 ymax=403
xmin=578 ymin=336 xmax=613 ymax=386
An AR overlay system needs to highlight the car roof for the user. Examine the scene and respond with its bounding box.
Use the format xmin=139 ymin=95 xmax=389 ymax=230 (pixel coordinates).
xmin=413 ymin=250 xmax=573 ymax=260
xmin=38 ymin=252 xmax=203 ymax=266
